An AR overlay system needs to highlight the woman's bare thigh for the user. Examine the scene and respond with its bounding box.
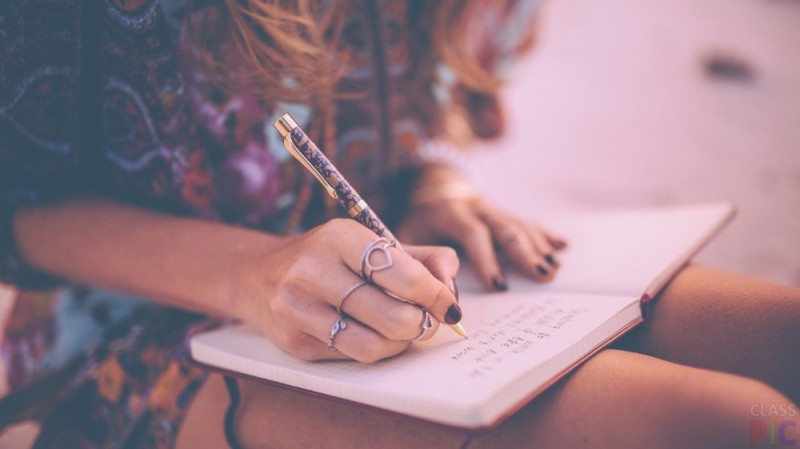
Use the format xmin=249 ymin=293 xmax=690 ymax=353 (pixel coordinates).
xmin=177 ymin=349 xmax=798 ymax=449
xmin=175 ymin=373 xmax=470 ymax=449
xmin=616 ymin=265 xmax=800 ymax=400
xmin=471 ymin=349 xmax=797 ymax=449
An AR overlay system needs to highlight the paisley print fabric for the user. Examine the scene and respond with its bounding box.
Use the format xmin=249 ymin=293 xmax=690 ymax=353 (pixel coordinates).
xmin=0 ymin=0 xmax=539 ymax=447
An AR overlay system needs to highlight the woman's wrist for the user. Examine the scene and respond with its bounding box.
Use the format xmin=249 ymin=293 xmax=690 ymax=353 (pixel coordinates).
xmin=230 ymin=232 xmax=298 ymax=325
xmin=409 ymin=164 xmax=478 ymax=208
xmin=410 ymin=180 xmax=477 ymax=208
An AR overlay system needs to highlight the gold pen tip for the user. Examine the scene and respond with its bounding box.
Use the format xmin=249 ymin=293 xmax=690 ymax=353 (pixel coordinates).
xmin=451 ymin=323 xmax=468 ymax=339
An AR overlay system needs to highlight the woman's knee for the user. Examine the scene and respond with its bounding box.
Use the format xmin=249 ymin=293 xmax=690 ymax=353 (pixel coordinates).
xmin=599 ymin=351 xmax=798 ymax=449
xmin=657 ymin=265 xmax=800 ymax=328
xmin=619 ymin=266 xmax=800 ymax=396
xmin=472 ymin=350 xmax=797 ymax=449
xmin=580 ymin=350 xmax=768 ymax=448
xmin=664 ymin=371 xmax=797 ymax=448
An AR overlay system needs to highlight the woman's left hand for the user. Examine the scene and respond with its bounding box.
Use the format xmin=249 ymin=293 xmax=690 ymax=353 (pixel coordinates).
xmin=397 ymin=166 xmax=566 ymax=292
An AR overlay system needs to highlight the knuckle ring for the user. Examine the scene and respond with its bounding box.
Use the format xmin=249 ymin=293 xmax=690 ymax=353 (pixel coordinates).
xmin=336 ymin=280 xmax=368 ymax=315
xmin=327 ymin=317 xmax=349 ymax=351
xmin=360 ymin=237 xmax=396 ymax=282
xmin=407 ymin=307 xmax=434 ymax=343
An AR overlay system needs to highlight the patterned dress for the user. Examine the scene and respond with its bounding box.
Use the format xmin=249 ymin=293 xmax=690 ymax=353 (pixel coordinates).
xmin=0 ymin=1 xmax=537 ymax=447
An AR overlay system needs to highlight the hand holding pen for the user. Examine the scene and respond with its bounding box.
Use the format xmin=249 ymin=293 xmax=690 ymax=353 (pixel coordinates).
xmin=274 ymin=114 xmax=467 ymax=343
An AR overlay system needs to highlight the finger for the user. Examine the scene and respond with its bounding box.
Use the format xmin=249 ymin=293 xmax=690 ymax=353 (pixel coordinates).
xmin=515 ymin=235 xmax=556 ymax=281
xmin=332 ymin=276 xmax=441 ymax=342
xmin=408 ymin=307 xmax=439 ymax=342
xmin=405 ymin=245 xmax=460 ymax=297
xmin=525 ymin=225 xmax=562 ymax=270
xmin=271 ymin=330 xmax=351 ymax=361
xmin=487 ymin=220 xmax=554 ymax=282
xmin=337 ymin=238 xmax=461 ymax=327
xmin=477 ymin=204 xmax=565 ymax=281
xmin=440 ymin=209 xmax=506 ymax=292
xmin=542 ymin=226 xmax=568 ymax=250
xmin=291 ymin=303 xmax=411 ymax=363
xmin=524 ymin=224 xmax=562 ymax=271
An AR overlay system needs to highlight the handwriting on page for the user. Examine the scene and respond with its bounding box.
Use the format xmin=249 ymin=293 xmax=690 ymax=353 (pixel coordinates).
xmin=449 ymin=300 xmax=589 ymax=379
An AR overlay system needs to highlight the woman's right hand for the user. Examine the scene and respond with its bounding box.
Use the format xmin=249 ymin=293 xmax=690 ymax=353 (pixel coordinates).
xmin=239 ymin=218 xmax=461 ymax=363
xmin=14 ymin=197 xmax=459 ymax=364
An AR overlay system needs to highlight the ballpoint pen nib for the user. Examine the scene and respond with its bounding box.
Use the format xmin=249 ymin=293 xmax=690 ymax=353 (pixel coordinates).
xmin=451 ymin=323 xmax=468 ymax=339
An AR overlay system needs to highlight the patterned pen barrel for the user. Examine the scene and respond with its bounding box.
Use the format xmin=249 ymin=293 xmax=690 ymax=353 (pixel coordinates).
xmin=274 ymin=113 xmax=398 ymax=244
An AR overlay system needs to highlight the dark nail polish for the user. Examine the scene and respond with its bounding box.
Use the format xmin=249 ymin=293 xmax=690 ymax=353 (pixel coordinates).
xmin=544 ymin=254 xmax=559 ymax=267
xmin=492 ymin=275 xmax=508 ymax=292
xmin=451 ymin=277 xmax=460 ymax=302
xmin=537 ymin=264 xmax=550 ymax=276
xmin=445 ymin=303 xmax=463 ymax=324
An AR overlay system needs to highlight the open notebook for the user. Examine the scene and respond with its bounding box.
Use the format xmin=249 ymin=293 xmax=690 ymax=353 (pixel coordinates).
xmin=190 ymin=202 xmax=735 ymax=428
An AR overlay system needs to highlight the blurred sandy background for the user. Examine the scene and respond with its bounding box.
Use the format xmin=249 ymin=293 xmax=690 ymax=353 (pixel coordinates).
xmin=472 ymin=0 xmax=800 ymax=286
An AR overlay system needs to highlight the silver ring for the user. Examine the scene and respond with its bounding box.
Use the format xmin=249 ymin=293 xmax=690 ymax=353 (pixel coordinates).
xmin=327 ymin=317 xmax=348 ymax=351
xmin=407 ymin=308 xmax=434 ymax=343
xmin=360 ymin=237 xmax=396 ymax=282
xmin=336 ymin=280 xmax=368 ymax=315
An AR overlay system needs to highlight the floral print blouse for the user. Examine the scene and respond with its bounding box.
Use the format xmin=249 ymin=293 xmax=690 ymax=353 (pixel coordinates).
xmin=0 ymin=0 xmax=538 ymax=447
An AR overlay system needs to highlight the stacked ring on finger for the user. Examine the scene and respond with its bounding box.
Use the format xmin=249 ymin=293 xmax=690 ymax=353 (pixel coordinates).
xmin=336 ymin=279 xmax=369 ymax=315
xmin=360 ymin=237 xmax=397 ymax=282
xmin=407 ymin=307 xmax=434 ymax=343
xmin=327 ymin=316 xmax=348 ymax=351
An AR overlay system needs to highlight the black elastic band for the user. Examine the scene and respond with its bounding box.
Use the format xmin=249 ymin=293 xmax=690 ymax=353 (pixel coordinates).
xmin=223 ymin=375 xmax=244 ymax=449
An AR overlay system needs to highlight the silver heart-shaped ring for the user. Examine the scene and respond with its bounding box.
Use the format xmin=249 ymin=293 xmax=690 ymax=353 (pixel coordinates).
xmin=360 ymin=237 xmax=396 ymax=283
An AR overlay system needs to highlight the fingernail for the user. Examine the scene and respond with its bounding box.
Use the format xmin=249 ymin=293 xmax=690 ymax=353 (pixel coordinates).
xmin=450 ymin=277 xmax=460 ymax=302
xmin=445 ymin=303 xmax=463 ymax=324
xmin=537 ymin=264 xmax=550 ymax=276
xmin=544 ymin=254 xmax=559 ymax=267
xmin=492 ymin=275 xmax=508 ymax=292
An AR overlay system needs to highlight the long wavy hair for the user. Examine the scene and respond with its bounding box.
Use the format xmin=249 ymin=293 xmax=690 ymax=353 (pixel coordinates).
xmin=186 ymin=0 xmax=502 ymax=109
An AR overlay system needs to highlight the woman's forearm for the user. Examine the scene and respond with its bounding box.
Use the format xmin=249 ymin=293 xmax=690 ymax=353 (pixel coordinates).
xmin=11 ymin=195 xmax=468 ymax=363
xmin=12 ymin=196 xmax=281 ymax=319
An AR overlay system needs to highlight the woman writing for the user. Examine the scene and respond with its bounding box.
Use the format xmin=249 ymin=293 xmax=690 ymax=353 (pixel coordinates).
xmin=1 ymin=1 xmax=798 ymax=448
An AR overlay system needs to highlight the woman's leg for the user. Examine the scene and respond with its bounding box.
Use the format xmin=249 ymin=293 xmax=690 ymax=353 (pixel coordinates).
xmin=471 ymin=349 xmax=798 ymax=449
xmin=176 ymin=373 xmax=470 ymax=449
xmin=616 ymin=265 xmax=800 ymax=402
xmin=176 ymin=349 xmax=799 ymax=449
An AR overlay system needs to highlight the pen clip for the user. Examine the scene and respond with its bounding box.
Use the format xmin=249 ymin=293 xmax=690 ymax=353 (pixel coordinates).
xmin=282 ymin=135 xmax=339 ymax=200
xmin=275 ymin=113 xmax=339 ymax=200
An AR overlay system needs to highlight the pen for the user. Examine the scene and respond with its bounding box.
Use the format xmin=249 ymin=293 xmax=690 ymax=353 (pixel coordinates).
xmin=274 ymin=113 xmax=467 ymax=339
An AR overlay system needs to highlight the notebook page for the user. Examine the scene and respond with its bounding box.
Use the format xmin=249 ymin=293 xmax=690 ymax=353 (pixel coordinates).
xmin=191 ymin=291 xmax=639 ymax=427
xmin=479 ymin=202 xmax=736 ymax=298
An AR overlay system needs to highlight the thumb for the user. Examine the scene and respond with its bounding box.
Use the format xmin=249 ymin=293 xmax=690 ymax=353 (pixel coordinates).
xmin=404 ymin=244 xmax=460 ymax=298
